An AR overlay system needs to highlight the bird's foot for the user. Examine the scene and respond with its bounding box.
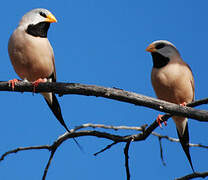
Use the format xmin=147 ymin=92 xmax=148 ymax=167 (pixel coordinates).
xmin=156 ymin=114 xmax=167 ymax=128
xmin=8 ymin=79 xmax=19 ymax=90
xmin=32 ymin=78 xmax=47 ymax=93
xmin=180 ymin=102 xmax=187 ymax=106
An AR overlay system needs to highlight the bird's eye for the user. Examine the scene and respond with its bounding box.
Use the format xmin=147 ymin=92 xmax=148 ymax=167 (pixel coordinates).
xmin=39 ymin=11 xmax=47 ymax=18
xmin=155 ymin=43 xmax=165 ymax=49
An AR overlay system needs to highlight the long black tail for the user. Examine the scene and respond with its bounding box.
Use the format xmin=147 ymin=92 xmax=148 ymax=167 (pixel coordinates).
xmin=44 ymin=93 xmax=82 ymax=150
xmin=176 ymin=122 xmax=195 ymax=172
xmin=44 ymin=93 xmax=70 ymax=132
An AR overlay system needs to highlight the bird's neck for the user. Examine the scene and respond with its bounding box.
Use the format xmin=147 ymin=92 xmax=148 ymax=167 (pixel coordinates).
xmin=26 ymin=22 xmax=50 ymax=38
xmin=151 ymin=52 xmax=170 ymax=68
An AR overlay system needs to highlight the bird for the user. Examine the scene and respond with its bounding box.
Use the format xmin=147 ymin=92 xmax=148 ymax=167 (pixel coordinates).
xmin=8 ymin=8 xmax=72 ymax=134
xmin=146 ymin=40 xmax=195 ymax=172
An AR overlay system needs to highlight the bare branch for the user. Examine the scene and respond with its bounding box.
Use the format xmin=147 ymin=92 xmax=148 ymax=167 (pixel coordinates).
xmin=124 ymin=141 xmax=131 ymax=180
xmin=0 ymin=81 xmax=208 ymax=121
xmin=1 ymin=123 xmax=207 ymax=163
xmin=0 ymin=145 xmax=50 ymax=161
xmin=175 ymin=171 xmax=208 ymax=180
xmin=158 ymin=137 xmax=166 ymax=166
xmin=74 ymin=123 xmax=208 ymax=149
xmin=42 ymin=147 xmax=58 ymax=180
xmin=94 ymin=142 xmax=118 ymax=156
xmin=0 ymin=123 xmax=208 ymax=179
xmin=1 ymin=81 xmax=208 ymax=180
xmin=152 ymin=132 xmax=208 ymax=149
xmin=73 ymin=123 xmax=148 ymax=132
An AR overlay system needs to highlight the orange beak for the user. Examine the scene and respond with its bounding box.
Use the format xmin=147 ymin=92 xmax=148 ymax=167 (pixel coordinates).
xmin=45 ymin=12 xmax=57 ymax=23
xmin=146 ymin=44 xmax=156 ymax=52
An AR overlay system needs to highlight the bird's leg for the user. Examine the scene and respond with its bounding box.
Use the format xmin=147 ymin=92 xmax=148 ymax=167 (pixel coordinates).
xmin=32 ymin=78 xmax=47 ymax=93
xmin=180 ymin=102 xmax=187 ymax=106
xmin=8 ymin=79 xmax=20 ymax=90
xmin=156 ymin=114 xmax=167 ymax=128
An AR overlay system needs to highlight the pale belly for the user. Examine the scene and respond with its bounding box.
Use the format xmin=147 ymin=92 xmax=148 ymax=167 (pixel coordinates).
xmin=11 ymin=53 xmax=54 ymax=82
xmin=151 ymin=66 xmax=194 ymax=104
xmin=8 ymin=31 xmax=54 ymax=82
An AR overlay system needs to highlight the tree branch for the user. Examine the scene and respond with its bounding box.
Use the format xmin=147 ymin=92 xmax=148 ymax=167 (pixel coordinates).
xmin=42 ymin=147 xmax=58 ymax=180
xmin=1 ymin=81 xmax=208 ymax=179
xmin=0 ymin=123 xmax=207 ymax=179
xmin=124 ymin=140 xmax=131 ymax=180
xmin=0 ymin=81 xmax=208 ymax=121
xmin=0 ymin=145 xmax=50 ymax=161
xmin=158 ymin=137 xmax=166 ymax=166
xmin=175 ymin=171 xmax=208 ymax=180
xmin=94 ymin=141 xmax=118 ymax=156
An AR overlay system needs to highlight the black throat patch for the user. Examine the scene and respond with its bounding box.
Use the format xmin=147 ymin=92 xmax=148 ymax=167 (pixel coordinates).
xmin=26 ymin=22 xmax=50 ymax=38
xmin=151 ymin=52 xmax=170 ymax=68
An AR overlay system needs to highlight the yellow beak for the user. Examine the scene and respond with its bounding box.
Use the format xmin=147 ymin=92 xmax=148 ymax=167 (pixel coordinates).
xmin=45 ymin=13 xmax=57 ymax=23
xmin=146 ymin=44 xmax=156 ymax=52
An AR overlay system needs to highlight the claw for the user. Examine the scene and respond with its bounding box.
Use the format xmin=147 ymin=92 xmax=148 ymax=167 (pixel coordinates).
xmin=157 ymin=115 xmax=163 ymax=128
xmin=156 ymin=114 xmax=167 ymax=128
xmin=180 ymin=102 xmax=187 ymax=106
xmin=32 ymin=78 xmax=47 ymax=93
xmin=8 ymin=79 xmax=19 ymax=90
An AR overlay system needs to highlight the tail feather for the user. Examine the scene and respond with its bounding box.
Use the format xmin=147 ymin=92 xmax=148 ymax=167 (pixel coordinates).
xmin=176 ymin=122 xmax=195 ymax=172
xmin=44 ymin=92 xmax=70 ymax=132
xmin=43 ymin=93 xmax=83 ymax=151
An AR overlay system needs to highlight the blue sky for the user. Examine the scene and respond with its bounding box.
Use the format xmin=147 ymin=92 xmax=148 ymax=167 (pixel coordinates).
xmin=0 ymin=0 xmax=208 ymax=179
